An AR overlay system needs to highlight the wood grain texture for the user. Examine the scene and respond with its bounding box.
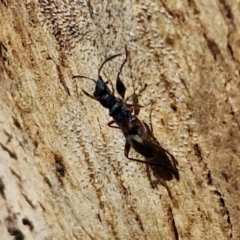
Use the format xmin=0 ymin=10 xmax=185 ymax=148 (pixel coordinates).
xmin=0 ymin=0 xmax=239 ymax=239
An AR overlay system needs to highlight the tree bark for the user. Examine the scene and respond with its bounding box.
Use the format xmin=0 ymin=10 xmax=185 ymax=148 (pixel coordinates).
xmin=0 ymin=1 xmax=239 ymax=239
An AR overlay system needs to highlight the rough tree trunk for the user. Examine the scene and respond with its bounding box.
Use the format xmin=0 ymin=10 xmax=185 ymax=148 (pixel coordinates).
xmin=0 ymin=1 xmax=239 ymax=239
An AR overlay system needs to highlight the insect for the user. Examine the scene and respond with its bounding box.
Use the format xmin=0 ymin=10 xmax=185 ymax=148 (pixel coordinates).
xmin=73 ymin=47 xmax=178 ymax=176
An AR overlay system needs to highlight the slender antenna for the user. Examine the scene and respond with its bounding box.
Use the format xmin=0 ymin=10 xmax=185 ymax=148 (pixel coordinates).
xmin=72 ymin=75 xmax=96 ymax=99
xmin=98 ymin=53 xmax=122 ymax=76
xmin=73 ymin=52 xmax=122 ymax=83
xmin=73 ymin=75 xmax=97 ymax=83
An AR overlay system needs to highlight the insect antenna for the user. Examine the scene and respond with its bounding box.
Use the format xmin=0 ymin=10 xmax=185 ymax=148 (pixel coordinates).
xmin=98 ymin=53 xmax=122 ymax=76
xmin=72 ymin=75 xmax=97 ymax=99
xmin=72 ymin=75 xmax=97 ymax=83
xmin=73 ymin=52 xmax=122 ymax=83
xmin=97 ymin=52 xmax=122 ymax=94
xmin=73 ymin=51 xmax=122 ymax=97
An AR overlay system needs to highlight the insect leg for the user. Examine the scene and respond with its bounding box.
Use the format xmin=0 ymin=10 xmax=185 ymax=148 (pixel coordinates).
xmin=107 ymin=119 xmax=121 ymax=129
xmin=154 ymin=175 xmax=173 ymax=199
xmin=125 ymin=103 xmax=143 ymax=109
xmin=124 ymin=141 xmax=174 ymax=169
xmin=126 ymin=53 xmax=140 ymax=116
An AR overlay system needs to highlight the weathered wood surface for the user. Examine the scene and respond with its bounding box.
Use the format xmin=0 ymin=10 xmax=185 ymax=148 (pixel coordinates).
xmin=0 ymin=1 xmax=240 ymax=239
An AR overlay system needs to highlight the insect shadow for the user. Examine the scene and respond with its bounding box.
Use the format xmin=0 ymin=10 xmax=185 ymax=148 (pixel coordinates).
xmin=143 ymin=122 xmax=179 ymax=181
